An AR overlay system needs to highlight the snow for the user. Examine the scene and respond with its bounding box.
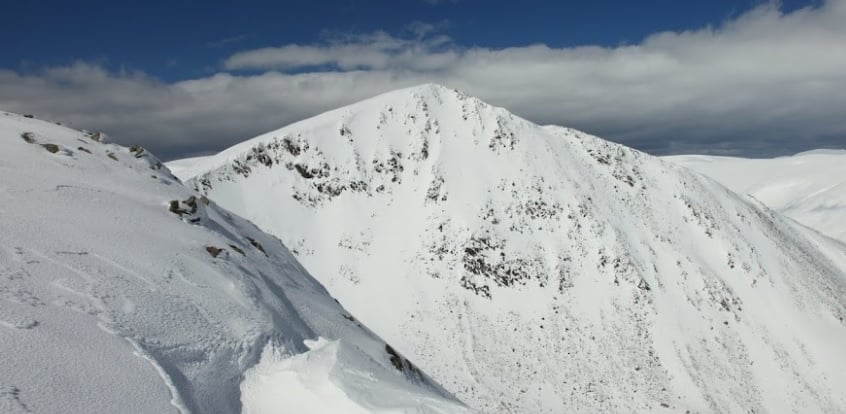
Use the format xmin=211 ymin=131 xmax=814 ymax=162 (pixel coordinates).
xmin=0 ymin=111 xmax=472 ymax=413
xmin=242 ymin=337 xmax=465 ymax=414
xmin=665 ymin=151 xmax=846 ymax=244
xmin=172 ymin=84 xmax=846 ymax=413
xmin=242 ymin=338 xmax=372 ymax=414
xmin=166 ymin=155 xmax=214 ymax=182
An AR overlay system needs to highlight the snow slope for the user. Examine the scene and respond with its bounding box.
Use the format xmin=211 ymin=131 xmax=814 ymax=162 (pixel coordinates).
xmin=167 ymin=155 xmax=214 ymax=182
xmin=0 ymin=111 xmax=473 ymax=413
xmin=665 ymin=150 xmax=846 ymax=244
xmin=172 ymin=84 xmax=846 ymax=413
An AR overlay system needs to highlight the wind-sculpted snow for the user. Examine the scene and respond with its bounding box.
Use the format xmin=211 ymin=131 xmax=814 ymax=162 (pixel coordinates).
xmin=175 ymin=84 xmax=846 ymax=413
xmin=0 ymin=111 xmax=472 ymax=413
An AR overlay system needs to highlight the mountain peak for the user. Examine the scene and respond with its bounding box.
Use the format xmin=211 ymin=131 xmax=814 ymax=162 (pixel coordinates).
xmin=172 ymin=88 xmax=846 ymax=412
xmin=377 ymin=82 xmax=467 ymax=101
xmin=194 ymin=81 xmax=522 ymax=176
xmin=345 ymin=81 xmax=485 ymax=118
xmin=388 ymin=82 xmax=486 ymax=109
xmin=397 ymin=82 xmax=456 ymax=95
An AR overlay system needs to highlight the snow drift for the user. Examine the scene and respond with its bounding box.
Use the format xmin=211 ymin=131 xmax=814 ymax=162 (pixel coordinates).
xmin=0 ymin=111 xmax=472 ymax=413
xmin=173 ymin=84 xmax=846 ymax=413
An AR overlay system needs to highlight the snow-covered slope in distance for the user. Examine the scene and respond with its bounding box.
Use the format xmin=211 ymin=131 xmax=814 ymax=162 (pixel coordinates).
xmin=173 ymin=84 xmax=846 ymax=413
xmin=665 ymin=150 xmax=846 ymax=244
xmin=0 ymin=111 xmax=473 ymax=414
xmin=167 ymin=155 xmax=214 ymax=183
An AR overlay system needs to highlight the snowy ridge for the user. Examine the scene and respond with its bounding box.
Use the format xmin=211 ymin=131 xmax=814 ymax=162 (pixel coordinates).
xmin=175 ymin=84 xmax=846 ymax=413
xmin=665 ymin=151 xmax=846 ymax=244
xmin=0 ymin=111 xmax=473 ymax=413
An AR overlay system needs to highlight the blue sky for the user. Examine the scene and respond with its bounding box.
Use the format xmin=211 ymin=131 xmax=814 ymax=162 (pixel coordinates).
xmin=5 ymin=0 xmax=818 ymax=79
xmin=1 ymin=0 xmax=843 ymax=159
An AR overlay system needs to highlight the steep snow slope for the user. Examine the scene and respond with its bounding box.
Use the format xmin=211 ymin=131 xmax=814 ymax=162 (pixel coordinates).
xmin=665 ymin=150 xmax=846 ymax=244
xmin=173 ymin=84 xmax=846 ymax=413
xmin=0 ymin=112 xmax=473 ymax=414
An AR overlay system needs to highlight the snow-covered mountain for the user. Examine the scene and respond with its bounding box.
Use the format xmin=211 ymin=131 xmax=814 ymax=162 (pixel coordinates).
xmin=0 ymin=111 xmax=474 ymax=413
xmin=665 ymin=150 xmax=846 ymax=244
xmin=172 ymin=84 xmax=846 ymax=413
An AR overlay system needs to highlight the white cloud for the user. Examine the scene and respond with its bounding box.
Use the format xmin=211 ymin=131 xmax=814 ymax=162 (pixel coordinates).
xmin=2 ymin=0 xmax=845 ymax=159
xmin=0 ymin=64 xmax=425 ymax=158
xmin=224 ymin=31 xmax=456 ymax=71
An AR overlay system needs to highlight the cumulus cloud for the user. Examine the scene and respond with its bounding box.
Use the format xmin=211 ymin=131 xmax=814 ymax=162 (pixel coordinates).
xmin=2 ymin=0 xmax=845 ymax=159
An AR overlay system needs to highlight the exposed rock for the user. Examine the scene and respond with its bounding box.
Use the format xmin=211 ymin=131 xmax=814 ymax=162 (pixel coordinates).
xmin=129 ymin=145 xmax=145 ymax=158
xmin=205 ymin=246 xmax=224 ymax=258
xmin=20 ymin=132 xmax=35 ymax=144
xmin=228 ymin=244 xmax=245 ymax=256
xmin=41 ymin=143 xmax=59 ymax=153
xmin=246 ymin=237 xmax=267 ymax=256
